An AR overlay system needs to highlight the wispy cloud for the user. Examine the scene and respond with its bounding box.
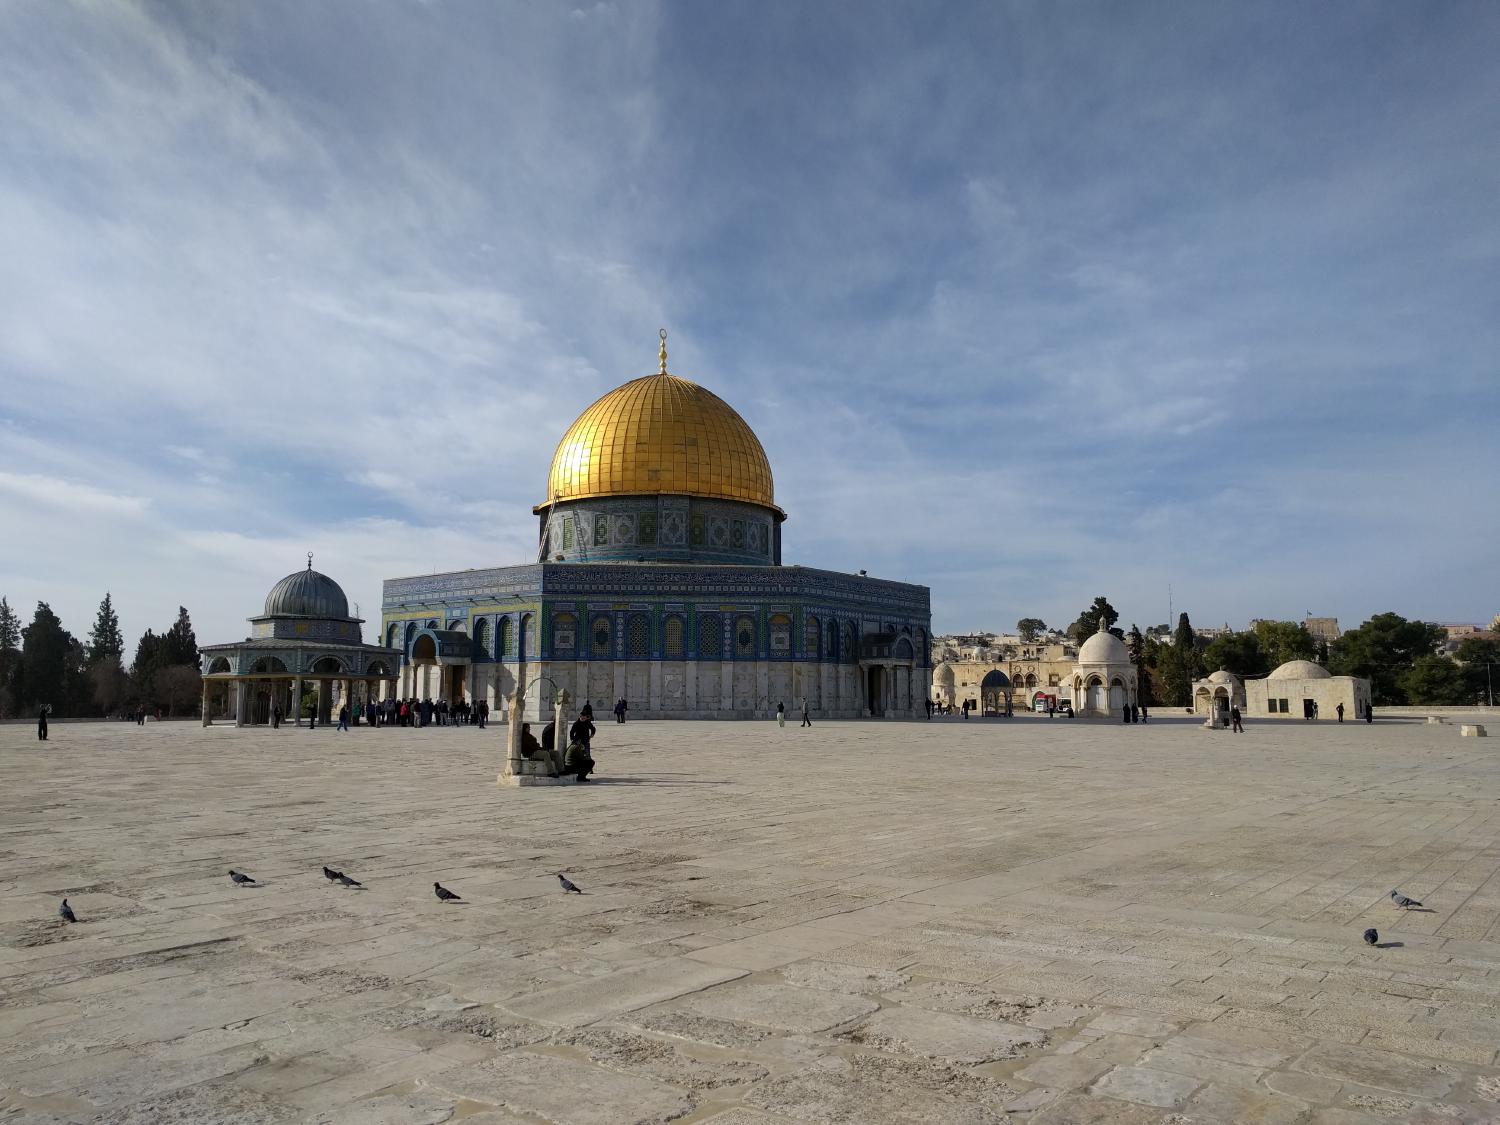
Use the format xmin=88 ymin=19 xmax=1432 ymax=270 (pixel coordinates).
xmin=0 ymin=0 xmax=1495 ymax=649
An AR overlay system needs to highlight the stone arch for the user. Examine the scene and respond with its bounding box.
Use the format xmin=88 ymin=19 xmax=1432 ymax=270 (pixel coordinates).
xmin=411 ymin=636 xmax=437 ymax=664
xmin=447 ymin=618 xmax=466 ymax=633
xmin=250 ymin=656 xmax=289 ymax=674
xmin=367 ymin=659 xmax=392 ymax=677
xmin=311 ymin=655 xmax=347 ymax=675
xmin=385 ymin=624 xmax=398 ymax=648
xmin=404 ymin=622 xmax=417 ymax=654
xmin=893 ymin=637 xmax=914 ymax=661
xmin=206 ymin=656 xmax=232 ymax=675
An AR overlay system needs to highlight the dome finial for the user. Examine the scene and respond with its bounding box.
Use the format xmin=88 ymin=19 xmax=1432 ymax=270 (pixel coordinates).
xmin=658 ymin=328 xmax=668 ymax=375
xmin=307 ymin=551 xmax=314 ymax=572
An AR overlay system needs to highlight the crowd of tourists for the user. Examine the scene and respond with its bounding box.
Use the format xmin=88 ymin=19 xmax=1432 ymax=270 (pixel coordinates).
xmin=350 ymin=697 xmax=490 ymax=728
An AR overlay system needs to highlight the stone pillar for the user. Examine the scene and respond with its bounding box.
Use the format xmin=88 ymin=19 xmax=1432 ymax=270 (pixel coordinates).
xmin=293 ymin=676 xmax=303 ymax=725
xmin=234 ymin=681 xmax=248 ymax=727
xmin=757 ymin=662 xmax=769 ymax=715
xmin=647 ymin=660 xmax=662 ymax=714
xmin=201 ymin=680 xmax=211 ymax=727
xmin=553 ymin=689 xmax=571 ymax=761
xmin=503 ymin=690 xmax=524 ymax=780
xmin=720 ymin=661 xmax=733 ymax=715
xmin=318 ymin=680 xmax=331 ymax=725
xmin=685 ymin=660 xmax=698 ymax=713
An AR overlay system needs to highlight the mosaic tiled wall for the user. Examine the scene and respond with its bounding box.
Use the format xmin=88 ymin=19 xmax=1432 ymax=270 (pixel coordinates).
xmin=538 ymin=496 xmax=781 ymax=566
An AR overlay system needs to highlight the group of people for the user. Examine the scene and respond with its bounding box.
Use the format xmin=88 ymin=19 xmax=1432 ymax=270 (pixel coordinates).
xmin=519 ymin=701 xmax=599 ymax=782
xmin=352 ymin=697 xmax=491 ymax=729
xmin=773 ymin=700 xmax=813 ymax=727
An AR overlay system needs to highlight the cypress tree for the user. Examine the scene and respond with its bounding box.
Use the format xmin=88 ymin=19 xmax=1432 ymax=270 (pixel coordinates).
xmin=18 ymin=602 xmax=74 ymax=714
xmin=87 ymin=592 xmax=125 ymax=666
xmin=162 ymin=607 xmax=198 ymax=667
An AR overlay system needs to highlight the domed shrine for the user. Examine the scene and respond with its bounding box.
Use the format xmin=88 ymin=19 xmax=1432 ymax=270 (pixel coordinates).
xmin=379 ymin=333 xmax=931 ymax=720
xmin=200 ymin=558 xmax=401 ymax=726
xmin=1065 ymin=623 xmax=1138 ymax=717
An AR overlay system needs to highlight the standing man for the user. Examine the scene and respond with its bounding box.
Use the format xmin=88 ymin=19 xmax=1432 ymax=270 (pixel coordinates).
xmin=37 ymin=703 xmax=50 ymax=742
xmin=272 ymin=703 xmax=282 ymax=730
xmin=800 ymin=698 xmax=812 ymax=727
xmin=1230 ymin=705 xmax=1244 ymax=734
xmin=1336 ymin=702 xmax=1344 ymax=723
xmin=337 ymin=703 xmax=350 ymax=732
xmin=1366 ymin=702 xmax=1374 ymax=724
xmin=776 ymin=701 xmax=785 ymax=728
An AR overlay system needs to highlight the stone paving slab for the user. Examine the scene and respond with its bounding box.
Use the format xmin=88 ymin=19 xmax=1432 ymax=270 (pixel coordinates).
xmin=3 ymin=716 xmax=1500 ymax=1122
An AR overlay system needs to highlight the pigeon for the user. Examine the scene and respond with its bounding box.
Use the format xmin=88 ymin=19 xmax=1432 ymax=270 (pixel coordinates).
xmin=433 ymin=882 xmax=462 ymax=902
xmin=337 ymin=873 xmax=363 ymax=888
xmin=1363 ymin=928 xmax=1378 ymax=946
xmin=229 ymin=870 xmax=257 ymax=886
xmin=555 ymin=873 xmax=582 ymax=894
xmin=59 ymin=899 xmax=77 ymax=924
xmin=323 ymin=866 xmax=343 ymax=882
xmin=1390 ymin=889 xmax=1422 ymax=910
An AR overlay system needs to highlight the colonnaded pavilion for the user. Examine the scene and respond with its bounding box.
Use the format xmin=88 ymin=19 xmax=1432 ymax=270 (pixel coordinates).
xmin=379 ymin=332 xmax=933 ymax=721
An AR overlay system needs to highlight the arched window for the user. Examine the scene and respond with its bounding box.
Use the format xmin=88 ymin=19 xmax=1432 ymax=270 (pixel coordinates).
xmin=385 ymin=624 xmax=398 ymax=648
xmin=803 ymin=615 xmax=821 ymax=658
xmin=735 ymin=615 xmax=755 ymax=658
xmin=827 ymin=619 xmax=839 ymax=661
xmin=626 ymin=614 xmax=651 ymax=659
xmin=552 ymin=614 xmax=577 ymax=656
xmin=591 ymin=615 xmax=612 ymax=658
xmin=916 ymin=628 xmax=927 ymax=665
xmin=663 ymin=615 xmax=684 ymax=659
xmin=447 ymin=618 xmax=465 ymax=632
xmin=698 ymin=613 xmax=722 ymax=658
xmin=520 ymin=614 xmax=534 ymax=660
xmin=404 ymin=622 xmax=417 ymax=655
xmin=845 ymin=622 xmax=859 ymax=664
xmin=498 ymin=617 xmax=514 ymax=659
xmin=769 ymin=614 xmax=791 ymax=655
xmin=473 ymin=618 xmax=491 ymax=657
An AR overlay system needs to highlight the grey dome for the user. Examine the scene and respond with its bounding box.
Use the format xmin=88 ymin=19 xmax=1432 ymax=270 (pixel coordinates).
xmin=264 ymin=565 xmax=349 ymax=618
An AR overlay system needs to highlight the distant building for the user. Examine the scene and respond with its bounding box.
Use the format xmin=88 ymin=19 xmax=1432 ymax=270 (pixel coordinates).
xmin=1303 ymin=617 xmax=1341 ymax=644
xmin=1243 ymin=660 xmax=1370 ymax=720
xmin=930 ymin=633 xmax=1076 ymax=712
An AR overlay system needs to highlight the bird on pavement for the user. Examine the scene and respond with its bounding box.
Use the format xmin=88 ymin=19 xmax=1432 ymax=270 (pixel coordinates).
xmin=1390 ymin=889 xmax=1422 ymax=910
xmin=323 ymin=866 xmax=342 ymax=882
xmin=229 ymin=870 xmax=257 ymax=886
xmin=1363 ymin=928 xmax=1379 ymax=946
xmin=433 ymin=882 xmax=462 ymax=902
xmin=337 ymin=873 xmax=363 ymax=888
xmin=59 ymin=899 xmax=77 ymax=924
xmin=555 ymin=873 xmax=582 ymax=894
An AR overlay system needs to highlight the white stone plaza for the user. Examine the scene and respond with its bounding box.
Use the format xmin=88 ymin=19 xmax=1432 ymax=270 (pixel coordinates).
xmin=3 ymin=714 xmax=1499 ymax=1124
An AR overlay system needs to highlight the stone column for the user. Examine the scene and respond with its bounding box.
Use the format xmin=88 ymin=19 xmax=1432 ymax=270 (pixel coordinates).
xmin=553 ymin=689 xmax=571 ymax=762
xmin=293 ymin=676 xmax=303 ymax=725
xmin=234 ymin=680 xmax=248 ymax=727
xmin=502 ymin=690 xmax=524 ymax=781
xmin=201 ymin=680 xmax=211 ymax=727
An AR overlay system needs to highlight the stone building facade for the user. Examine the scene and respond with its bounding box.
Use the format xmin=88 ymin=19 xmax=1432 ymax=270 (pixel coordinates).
xmin=1244 ymin=660 xmax=1371 ymax=720
xmin=380 ymin=334 xmax=930 ymax=720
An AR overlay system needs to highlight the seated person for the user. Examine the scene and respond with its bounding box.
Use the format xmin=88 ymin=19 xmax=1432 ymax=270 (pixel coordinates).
xmin=519 ymin=722 xmax=564 ymax=776
xmin=564 ymin=737 xmax=595 ymax=783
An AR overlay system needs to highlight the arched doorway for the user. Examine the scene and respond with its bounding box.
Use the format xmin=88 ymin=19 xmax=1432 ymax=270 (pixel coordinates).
xmin=981 ymin=669 xmax=1012 ymax=716
xmin=1086 ymin=676 xmax=1106 ymax=713
xmin=1109 ymin=678 xmax=1126 ymax=712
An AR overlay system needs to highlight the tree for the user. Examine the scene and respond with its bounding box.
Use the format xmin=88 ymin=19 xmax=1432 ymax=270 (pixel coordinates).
xmin=90 ymin=658 xmax=129 ymax=716
xmin=155 ymin=664 xmax=203 ymax=716
xmin=162 ymin=607 xmax=198 ymax=667
xmin=1156 ymin=613 xmax=1203 ymax=707
xmin=1250 ymin=620 xmax=1317 ymax=670
xmin=1202 ymin=631 xmax=1268 ymax=679
xmin=132 ymin=628 xmax=164 ymax=702
xmin=1330 ymin=613 xmax=1445 ymax=705
xmin=1068 ymin=597 xmax=1121 ymax=644
xmin=1454 ymin=637 xmax=1500 ymax=705
xmin=17 ymin=602 xmax=76 ymax=715
xmin=1017 ymin=618 xmax=1047 ymax=643
xmin=0 ymin=596 xmax=19 ymax=718
xmin=1399 ymin=656 xmax=1471 ymax=705
xmin=87 ymin=592 xmax=125 ymax=666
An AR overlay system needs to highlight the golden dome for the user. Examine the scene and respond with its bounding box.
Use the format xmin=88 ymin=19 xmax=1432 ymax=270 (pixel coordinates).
xmin=538 ymin=359 xmax=779 ymax=513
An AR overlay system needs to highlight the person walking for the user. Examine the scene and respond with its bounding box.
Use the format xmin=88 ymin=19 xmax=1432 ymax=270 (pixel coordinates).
xmin=1336 ymin=702 xmax=1344 ymax=723
xmin=614 ymin=698 xmax=628 ymax=724
xmin=924 ymin=697 xmax=933 ymax=719
xmin=1366 ymin=702 xmax=1374 ymax=724
xmin=337 ymin=704 xmax=350 ymax=732
xmin=800 ymin=698 xmax=812 ymax=727
xmin=136 ymin=704 xmax=146 ymax=726
xmin=776 ymin=701 xmax=785 ymax=728
xmin=478 ymin=699 xmax=488 ymax=729
xmin=272 ymin=704 xmax=282 ymax=730
xmin=1230 ymin=705 xmax=1244 ymax=734
xmin=37 ymin=703 xmax=50 ymax=741
xmin=1140 ymin=704 xmax=1149 ymax=723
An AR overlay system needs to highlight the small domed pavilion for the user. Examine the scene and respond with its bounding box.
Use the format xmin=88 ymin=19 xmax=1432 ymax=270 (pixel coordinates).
xmin=1244 ymin=659 xmax=1370 ymax=720
xmin=1067 ymin=624 xmax=1138 ymax=717
xmin=1192 ymin=668 xmax=1246 ymax=723
xmin=201 ymin=557 xmax=401 ymax=726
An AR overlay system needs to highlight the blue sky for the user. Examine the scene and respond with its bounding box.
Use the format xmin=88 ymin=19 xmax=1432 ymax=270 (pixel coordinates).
xmin=0 ymin=0 xmax=1496 ymax=649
